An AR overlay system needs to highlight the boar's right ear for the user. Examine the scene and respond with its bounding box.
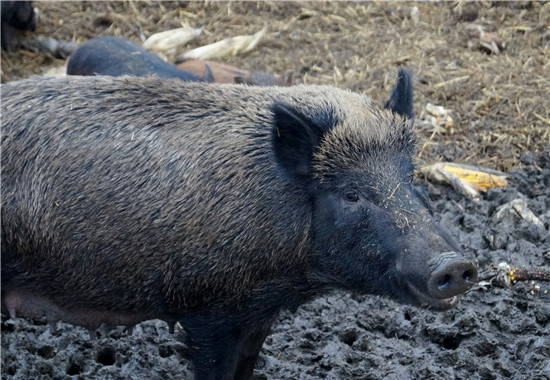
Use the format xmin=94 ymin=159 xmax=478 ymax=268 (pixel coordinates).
xmin=271 ymin=103 xmax=331 ymax=183
xmin=384 ymin=68 xmax=414 ymax=120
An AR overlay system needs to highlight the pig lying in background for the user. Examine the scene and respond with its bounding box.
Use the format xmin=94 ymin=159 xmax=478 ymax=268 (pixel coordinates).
xmin=67 ymin=36 xmax=204 ymax=82
xmin=178 ymin=59 xmax=291 ymax=86
xmin=1 ymin=69 xmax=477 ymax=380
xmin=67 ymin=35 xmax=289 ymax=86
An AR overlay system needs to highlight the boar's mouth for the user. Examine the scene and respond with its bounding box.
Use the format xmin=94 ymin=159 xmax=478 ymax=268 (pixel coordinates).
xmin=402 ymin=280 xmax=458 ymax=311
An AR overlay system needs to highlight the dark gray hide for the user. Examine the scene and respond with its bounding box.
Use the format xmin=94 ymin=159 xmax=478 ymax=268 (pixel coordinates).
xmin=1 ymin=72 xmax=477 ymax=380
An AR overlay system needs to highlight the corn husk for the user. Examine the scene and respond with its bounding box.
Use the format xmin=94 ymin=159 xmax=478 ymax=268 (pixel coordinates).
xmin=418 ymin=162 xmax=508 ymax=200
xmin=410 ymin=6 xmax=420 ymax=26
xmin=143 ymin=26 xmax=203 ymax=54
xmin=176 ymin=27 xmax=267 ymax=61
xmin=493 ymin=199 xmax=545 ymax=229
xmin=481 ymin=262 xmax=513 ymax=288
xmin=426 ymin=103 xmax=455 ymax=132
xmin=465 ymin=24 xmax=505 ymax=55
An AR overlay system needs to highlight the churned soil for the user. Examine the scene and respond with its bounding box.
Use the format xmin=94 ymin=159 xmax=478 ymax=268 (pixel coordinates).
xmin=1 ymin=2 xmax=549 ymax=380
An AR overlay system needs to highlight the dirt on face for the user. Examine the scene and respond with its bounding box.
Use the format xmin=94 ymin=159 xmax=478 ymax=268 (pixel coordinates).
xmin=1 ymin=2 xmax=549 ymax=379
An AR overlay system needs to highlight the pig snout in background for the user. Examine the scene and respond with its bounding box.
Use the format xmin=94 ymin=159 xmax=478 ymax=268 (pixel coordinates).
xmin=177 ymin=59 xmax=292 ymax=86
xmin=1 ymin=70 xmax=477 ymax=379
xmin=66 ymin=36 xmax=204 ymax=82
xmin=0 ymin=0 xmax=36 ymax=52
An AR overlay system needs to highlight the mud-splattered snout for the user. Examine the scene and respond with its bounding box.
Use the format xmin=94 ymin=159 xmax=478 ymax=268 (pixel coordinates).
xmin=427 ymin=252 xmax=478 ymax=300
xmin=401 ymin=250 xmax=478 ymax=311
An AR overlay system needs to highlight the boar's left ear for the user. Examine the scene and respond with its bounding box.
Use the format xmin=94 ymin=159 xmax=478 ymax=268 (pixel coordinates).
xmin=271 ymin=102 xmax=334 ymax=183
xmin=384 ymin=68 xmax=414 ymax=120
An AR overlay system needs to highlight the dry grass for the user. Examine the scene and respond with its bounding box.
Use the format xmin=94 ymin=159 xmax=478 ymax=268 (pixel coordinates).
xmin=2 ymin=1 xmax=549 ymax=171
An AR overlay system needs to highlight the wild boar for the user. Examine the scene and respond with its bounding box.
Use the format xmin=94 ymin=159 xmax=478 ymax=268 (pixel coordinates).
xmin=66 ymin=35 xmax=203 ymax=82
xmin=1 ymin=69 xmax=478 ymax=380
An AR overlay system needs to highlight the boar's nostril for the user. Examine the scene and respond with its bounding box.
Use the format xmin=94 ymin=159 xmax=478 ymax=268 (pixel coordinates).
xmin=438 ymin=274 xmax=452 ymax=289
xmin=428 ymin=255 xmax=478 ymax=299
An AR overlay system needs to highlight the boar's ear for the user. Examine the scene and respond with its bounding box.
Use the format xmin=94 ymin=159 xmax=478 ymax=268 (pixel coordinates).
xmin=384 ymin=68 xmax=414 ymax=120
xmin=271 ymin=103 xmax=333 ymax=183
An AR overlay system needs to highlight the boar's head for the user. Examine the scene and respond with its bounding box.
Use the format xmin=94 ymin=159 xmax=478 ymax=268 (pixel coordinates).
xmin=272 ymin=69 xmax=477 ymax=310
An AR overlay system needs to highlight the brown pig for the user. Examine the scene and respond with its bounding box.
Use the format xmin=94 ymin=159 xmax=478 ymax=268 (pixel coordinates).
xmin=178 ymin=59 xmax=292 ymax=86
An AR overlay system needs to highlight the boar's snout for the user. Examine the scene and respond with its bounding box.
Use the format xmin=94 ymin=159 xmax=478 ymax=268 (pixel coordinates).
xmin=427 ymin=252 xmax=478 ymax=299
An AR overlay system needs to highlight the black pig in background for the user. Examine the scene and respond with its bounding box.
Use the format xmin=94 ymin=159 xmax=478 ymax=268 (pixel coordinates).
xmin=67 ymin=35 xmax=289 ymax=86
xmin=1 ymin=70 xmax=477 ymax=380
xmin=66 ymin=36 xmax=204 ymax=82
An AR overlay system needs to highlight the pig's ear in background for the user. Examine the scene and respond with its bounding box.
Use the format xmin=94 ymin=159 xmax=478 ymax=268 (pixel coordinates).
xmin=271 ymin=103 xmax=334 ymax=183
xmin=384 ymin=68 xmax=414 ymax=120
xmin=203 ymin=64 xmax=215 ymax=83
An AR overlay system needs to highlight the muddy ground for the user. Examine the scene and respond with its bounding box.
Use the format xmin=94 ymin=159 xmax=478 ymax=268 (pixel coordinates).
xmin=1 ymin=2 xmax=549 ymax=379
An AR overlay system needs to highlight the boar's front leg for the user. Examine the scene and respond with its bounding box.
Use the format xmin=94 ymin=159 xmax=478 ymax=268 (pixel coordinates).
xmin=184 ymin=314 xmax=273 ymax=380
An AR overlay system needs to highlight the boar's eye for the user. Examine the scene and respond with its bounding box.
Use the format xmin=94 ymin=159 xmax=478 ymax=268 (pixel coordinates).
xmin=344 ymin=192 xmax=359 ymax=203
